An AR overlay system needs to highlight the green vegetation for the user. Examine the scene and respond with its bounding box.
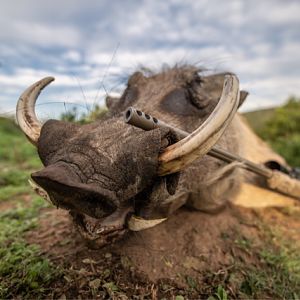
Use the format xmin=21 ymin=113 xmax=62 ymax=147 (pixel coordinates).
xmin=210 ymin=220 xmax=300 ymax=299
xmin=0 ymin=118 xmax=40 ymax=196
xmin=0 ymin=197 xmax=61 ymax=298
xmin=260 ymin=97 xmax=300 ymax=166
xmin=0 ymin=117 xmax=41 ymax=204
xmin=244 ymin=108 xmax=276 ymax=133
xmin=0 ymin=117 xmax=41 ymax=169
xmin=238 ymin=238 xmax=300 ymax=299
xmin=0 ymin=117 xmax=60 ymax=299
xmin=60 ymin=104 xmax=107 ymax=123
xmin=208 ymin=286 xmax=228 ymax=300
xmin=244 ymin=96 xmax=300 ymax=166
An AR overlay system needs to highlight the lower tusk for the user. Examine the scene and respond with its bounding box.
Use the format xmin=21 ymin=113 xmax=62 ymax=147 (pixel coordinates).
xmin=127 ymin=215 xmax=167 ymax=231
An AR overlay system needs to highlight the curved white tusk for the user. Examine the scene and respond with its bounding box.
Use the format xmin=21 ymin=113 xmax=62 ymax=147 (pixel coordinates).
xmin=158 ymin=75 xmax=240 ymax=176
xmin=127 ymin=215 xmax=167 ymax=231
xmin=16 ymin=77 xmax=55 ymax=145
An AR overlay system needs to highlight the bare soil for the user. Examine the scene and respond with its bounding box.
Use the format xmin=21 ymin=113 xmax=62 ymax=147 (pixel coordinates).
xmin=25 ymin=202 xmax=300 ymax=299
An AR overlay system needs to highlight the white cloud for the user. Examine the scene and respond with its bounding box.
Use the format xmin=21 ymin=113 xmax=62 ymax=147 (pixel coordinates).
xmin=0 ymin=0 xmax=299 ymax=116
xmin=62 ymin=50 xmax=82 ymax=63
xmin=11 ymin=22 xmax=80 ymax=48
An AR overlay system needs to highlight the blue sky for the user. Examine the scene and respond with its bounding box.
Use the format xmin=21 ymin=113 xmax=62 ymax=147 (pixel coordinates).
xmin=0 ymin=0 xmax=299 ymax=119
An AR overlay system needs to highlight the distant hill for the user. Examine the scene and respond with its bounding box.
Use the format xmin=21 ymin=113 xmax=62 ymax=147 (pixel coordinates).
xmin=243 ymin=108 xmax=276 ymax=133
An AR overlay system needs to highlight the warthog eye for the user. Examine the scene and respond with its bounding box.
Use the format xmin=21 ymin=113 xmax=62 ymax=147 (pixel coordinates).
xmin=160 ymin=88 xmax=199 ymax=116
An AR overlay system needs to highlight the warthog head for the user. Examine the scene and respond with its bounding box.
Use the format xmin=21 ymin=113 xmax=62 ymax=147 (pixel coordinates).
xmin=16 ymin=66 xmax=247 ymax=247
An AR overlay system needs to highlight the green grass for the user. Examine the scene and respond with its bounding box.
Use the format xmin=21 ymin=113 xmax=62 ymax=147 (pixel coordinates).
xmin=0 ymin=118 xmax=60 ymax=298
xmin=239 ymin=242 xmax=300 ymax=299
xmin=0 ymin=197 xmax=61 ymax=299
xmin=0 ymin=168 xmax=29 ymax=186
xmin=0 ymin=117 xmax=41 ymax=169
xmin=232 ymin=212 xmax=300 ymax=299
xmin=208 ymin=286 xmax=228 ymax=300
xmin=0 ymin=118 xmax=41 ymax=203
xmin=0 ymin=167 xmax=34 ymax=202
xmin=0 ymin=185 xmax=31 ymax=202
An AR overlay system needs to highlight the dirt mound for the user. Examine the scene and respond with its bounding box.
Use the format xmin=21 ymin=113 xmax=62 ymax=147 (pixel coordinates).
xmin=26 ymin=204 xmax=280 ymax=298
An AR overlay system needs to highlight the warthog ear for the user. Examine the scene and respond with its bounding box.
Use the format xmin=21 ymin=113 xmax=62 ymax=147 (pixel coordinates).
xmin=105 ymin=95 xmax=120 ymax=110
xmin=238 ymin=90 xmax=249 ymax=108
xmin=105 ymin=72 xmax=145 ymax=113
xmin=128 ymin=71 xmax=146 ymax=86
xmin=106 ymin=87 xmax=139 ymax=114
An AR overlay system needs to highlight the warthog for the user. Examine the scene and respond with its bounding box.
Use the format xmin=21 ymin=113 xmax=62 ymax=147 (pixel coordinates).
xmin=16 ymin=66 xmax=250 ymax=247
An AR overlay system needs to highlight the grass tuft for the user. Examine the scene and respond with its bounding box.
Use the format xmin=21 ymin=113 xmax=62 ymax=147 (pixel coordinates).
xmin=0 ymin=197 xmax=61 ymax=299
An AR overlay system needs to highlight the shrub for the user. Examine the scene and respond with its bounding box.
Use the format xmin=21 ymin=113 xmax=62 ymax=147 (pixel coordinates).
xmin=258 ymin=97 xmax=300 ymax=166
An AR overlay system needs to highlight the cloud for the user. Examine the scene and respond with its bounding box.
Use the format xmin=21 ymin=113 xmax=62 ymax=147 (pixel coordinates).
xmin=0 ymin=0 xmax=299 ymax=117
xmin=0 ymin=21 xmax=80 ymax=48
xmin=62 ymin=50 xmax=82 ymax=63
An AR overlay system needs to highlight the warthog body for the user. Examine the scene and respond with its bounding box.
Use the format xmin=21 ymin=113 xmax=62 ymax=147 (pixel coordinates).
xmin=18 ymin=66 xmax=257 ymax=246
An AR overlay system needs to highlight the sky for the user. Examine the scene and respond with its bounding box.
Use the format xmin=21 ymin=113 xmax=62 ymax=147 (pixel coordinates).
xmin=0 ymin=0 xmax=299 ymax=119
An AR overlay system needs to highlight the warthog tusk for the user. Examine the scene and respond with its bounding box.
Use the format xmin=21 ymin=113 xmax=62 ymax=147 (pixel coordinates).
xmin=157 ymin=75 xmax=240 ymax=175
xmin=125 ymin=104 xmax=300 ymax=200
xmin=125 ymin=75 xmax=240 ymax=175
xmin=127 ymin=215 xmax=167 ymax=231
xmin=16 ymin=77 xmax=55 ymax=145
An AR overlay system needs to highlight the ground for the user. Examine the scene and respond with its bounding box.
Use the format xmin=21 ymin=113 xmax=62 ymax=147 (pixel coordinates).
xmin=0 ymin=117 xmax=299 ymax=299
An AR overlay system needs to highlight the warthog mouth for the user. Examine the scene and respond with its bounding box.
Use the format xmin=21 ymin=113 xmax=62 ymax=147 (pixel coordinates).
xmin=70 ymin=207 xmax=134 ymax=247
xmin=29 ymin=178 xmax=134 ymax=247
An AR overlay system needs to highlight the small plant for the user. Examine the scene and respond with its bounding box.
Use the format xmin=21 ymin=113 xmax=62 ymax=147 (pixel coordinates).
xmin=208 ymin=285 xmax=228 ymax=300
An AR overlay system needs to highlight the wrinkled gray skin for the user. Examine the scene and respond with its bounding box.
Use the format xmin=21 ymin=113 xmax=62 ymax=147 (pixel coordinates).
xmin=31 ymin=66 xmax=248 ymax=247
